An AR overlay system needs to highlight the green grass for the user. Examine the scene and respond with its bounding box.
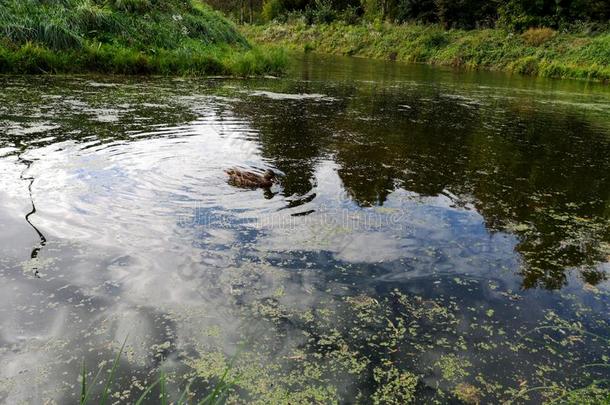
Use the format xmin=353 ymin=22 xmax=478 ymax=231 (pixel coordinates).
xmin=242 ymin=21 xmax=610 ymax=82
xmin=0 ymin=0 xmax=287 ymax=76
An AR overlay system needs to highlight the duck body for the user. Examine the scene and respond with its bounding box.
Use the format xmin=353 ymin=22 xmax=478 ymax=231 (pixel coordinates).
xmin=225 ymin=168 xmax=277 ymax=189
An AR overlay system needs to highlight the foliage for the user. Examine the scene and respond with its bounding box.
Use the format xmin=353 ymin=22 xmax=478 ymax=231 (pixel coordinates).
xmin=0 ymin=0 xmax=287 ymax=75
xmin=211 ymin=0 xmax=610 ymax=31
xmin=243 ymin=21 xmax=610 ymax=82
xmin=434 ymin=0 xmax=499 ymax=29
xmin=340 ymin=5 xmax=361 ymax=24
xmin=262 ymin=0 xmax=285 ymax=21
xmin=205 ymin=0 xmax=265 ymax=23
xmin=498 ymin=0 xmax=610 ymax=31
xmin=395 ymin=0 xmax=438 ymax=24
xmin=521 ymin=27 xmax=557 ymax=46
xmin=310 ymin=0 xmax=338 ymax=24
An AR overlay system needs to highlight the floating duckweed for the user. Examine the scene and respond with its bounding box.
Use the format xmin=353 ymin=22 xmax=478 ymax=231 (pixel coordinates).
xmin=454 ymin=383 xmax=482 ymax=404
xmin=436 ymin=354 xmax=471 ymax=382
xmin=372 ymin=365 xmax=418 ymax=405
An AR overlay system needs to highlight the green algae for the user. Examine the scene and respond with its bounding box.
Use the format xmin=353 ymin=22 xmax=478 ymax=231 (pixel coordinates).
xmin=436 ymin=354 xmax=471 ymax=382
xmin=170 ymin=278 xmax=609 ymax=403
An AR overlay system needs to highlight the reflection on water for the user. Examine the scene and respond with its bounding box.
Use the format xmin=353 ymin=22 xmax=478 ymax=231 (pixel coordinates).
xmin=0 ymin=55 xmax=609 ymax=403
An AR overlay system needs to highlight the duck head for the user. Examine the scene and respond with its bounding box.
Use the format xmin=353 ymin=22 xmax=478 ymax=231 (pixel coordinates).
xmin=263 ymin=169 xmax=277 ymax=182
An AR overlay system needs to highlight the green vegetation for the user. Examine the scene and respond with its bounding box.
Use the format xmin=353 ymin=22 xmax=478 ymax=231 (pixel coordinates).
xmin=205 ymin=0 xmax=609 ymax=82
xmin=211 ymin=0 xmax=609 ymax=30
xmin=79 ymin=338 xmax=235 ymax=404
xmin=0 ymin=0 xmax=287 ymax=75
xmin=243 ymin=22 xmax=610 ymax=81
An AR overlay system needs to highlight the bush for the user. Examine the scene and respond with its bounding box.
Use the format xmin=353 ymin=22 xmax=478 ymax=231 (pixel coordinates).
xmin=396 ymin=0 xmax=438 ymax=24
xmin=340 ymin=5 xmax=360 ymax=25
xmin=311 ymin=0 xmax=336 ymax=24
xmin=521 ymin=27 xmax=556 ymax=46
xmin=302 ymin=0 xmax=336 ymax=25
xmin=360 ymin=0 xmax=381 ymax=21
xmin=511 ymin=56 xmax=540 ymax=75
xmin=262 ymin=0 xmax=284 ymax=21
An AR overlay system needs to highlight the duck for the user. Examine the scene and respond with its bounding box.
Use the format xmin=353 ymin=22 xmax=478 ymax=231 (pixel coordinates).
xmin=225 ymin=168 xmax=277 ymax=189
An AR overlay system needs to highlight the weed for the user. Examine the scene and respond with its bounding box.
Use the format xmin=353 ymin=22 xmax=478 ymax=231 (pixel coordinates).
xmin=521 ymin=27 xmax=557 ymax=46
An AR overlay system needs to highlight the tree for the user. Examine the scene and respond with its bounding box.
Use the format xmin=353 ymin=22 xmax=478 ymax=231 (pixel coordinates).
xmin=396 ymin=0 xmax=438 ymax=23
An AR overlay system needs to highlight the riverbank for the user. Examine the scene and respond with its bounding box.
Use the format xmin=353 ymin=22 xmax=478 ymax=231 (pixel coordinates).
xmin=0 ymin=0 xmax=286 ymax=76
xmin=242 ymin=22 xmax=610 ymax=82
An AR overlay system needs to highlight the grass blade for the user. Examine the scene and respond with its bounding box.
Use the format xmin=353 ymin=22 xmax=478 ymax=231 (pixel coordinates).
xmin=134 ymin=378 xmax=161 ymax=405
xmin=160 ymin=370 xmax=167 ymax=405
xmin=80 ymin=359 xmax=86 ymax=405
xmin=100 ymin=336 xmax=128 ymax=405
xmin=80 ymin=354 xmax=109 ymax=404
xmin=177 ymin=380 xmax=193 ymax=405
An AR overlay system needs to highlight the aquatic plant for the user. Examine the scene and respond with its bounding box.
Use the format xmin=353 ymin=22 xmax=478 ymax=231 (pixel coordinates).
xmin=79 ymin=338 xmax=236 ymax=404
xmin=514 ymin=321 xmax=610 ymax=403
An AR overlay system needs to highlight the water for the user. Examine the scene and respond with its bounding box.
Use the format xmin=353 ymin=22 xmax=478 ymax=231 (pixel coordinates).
xmin=1 ymin=54 xmax=609 ymax=403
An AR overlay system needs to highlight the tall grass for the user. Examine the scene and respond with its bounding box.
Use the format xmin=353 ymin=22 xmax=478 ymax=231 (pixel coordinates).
xmin=0 ymin=0 xmax=245 ymax=50
xmin=242 ymin=21 xmax=610 ymax=82
xmin=0 ymin=0 xmax=286 ymax=75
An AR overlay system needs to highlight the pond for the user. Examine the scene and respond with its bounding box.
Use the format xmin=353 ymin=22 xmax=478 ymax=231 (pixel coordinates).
xmin=1 ymin=54 xmax=609 ymax=404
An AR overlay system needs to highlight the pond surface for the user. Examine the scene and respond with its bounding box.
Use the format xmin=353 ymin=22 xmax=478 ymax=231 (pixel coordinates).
xmin=1 ymin=54 xmax=609 ymax=404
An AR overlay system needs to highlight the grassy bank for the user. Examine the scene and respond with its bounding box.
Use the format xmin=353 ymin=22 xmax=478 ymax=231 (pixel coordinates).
xmin=242 ymin=22 xmax=610 ymax=82
xmin=0 ymin=0 xmax=286 ymax=76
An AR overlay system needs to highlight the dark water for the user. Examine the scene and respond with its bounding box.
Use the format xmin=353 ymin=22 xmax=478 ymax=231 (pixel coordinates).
xmin=1 ymin=54 xmax=609 ymax=403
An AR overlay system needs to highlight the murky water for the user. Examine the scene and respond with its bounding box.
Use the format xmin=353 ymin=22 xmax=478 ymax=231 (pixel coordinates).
xmin=1 ymin=54 xmax=609 ymax=404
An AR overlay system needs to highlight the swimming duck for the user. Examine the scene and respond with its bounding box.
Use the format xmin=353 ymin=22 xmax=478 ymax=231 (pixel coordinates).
xmin=225 ymin=168 xmax=277 ymax=189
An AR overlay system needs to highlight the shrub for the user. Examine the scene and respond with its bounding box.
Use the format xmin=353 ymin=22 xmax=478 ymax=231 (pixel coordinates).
xmin=424 ymin=31 xmax=448 ymax=48
xmin=521 ymin=27 xmax=556 ymax=46
xmin=511 ymin=56 xmax=540 ymax=75
xmin=262 ymin=0 xmax=284 ymax=22
xmin=302 ymin=0 xmax=336 ymax=25
xmin=340 ymin=5 xmax=360 ymax=25
xmin=311 ymin=0 xmax=336 ymax=24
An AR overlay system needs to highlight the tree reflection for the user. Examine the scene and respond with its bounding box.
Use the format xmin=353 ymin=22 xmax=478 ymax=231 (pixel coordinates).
xmin=233 ymin=79 xmax=610 ymax=290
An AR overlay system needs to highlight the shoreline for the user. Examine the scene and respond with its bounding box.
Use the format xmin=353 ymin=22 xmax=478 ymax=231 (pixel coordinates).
xmin=0 ymin=0 xmax=287 ymax=77
xmin=242 ymin=22 xmax=610 ymax=83
xmin=0 ymin=44 xmax=287 ymax=77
